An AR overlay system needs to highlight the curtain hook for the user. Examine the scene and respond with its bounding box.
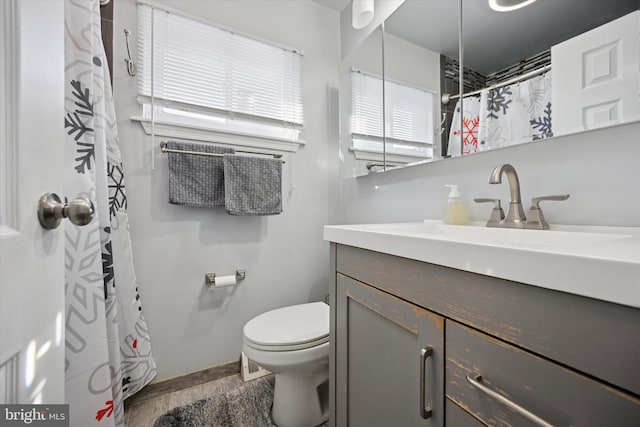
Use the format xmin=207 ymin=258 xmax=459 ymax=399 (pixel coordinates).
xmin=435 ymin=112 xmax=447 ymax=135
xmin=124 ymin=29 xmax=137 ymax=77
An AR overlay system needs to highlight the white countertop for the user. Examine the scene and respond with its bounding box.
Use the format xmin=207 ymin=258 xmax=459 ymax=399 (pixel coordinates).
xmin=324 ymin=220 xmax=640 ymax=309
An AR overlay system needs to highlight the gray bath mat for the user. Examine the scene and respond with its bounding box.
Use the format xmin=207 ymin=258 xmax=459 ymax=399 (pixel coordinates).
xmin=153 ymin=376 xmax=275 ymax=427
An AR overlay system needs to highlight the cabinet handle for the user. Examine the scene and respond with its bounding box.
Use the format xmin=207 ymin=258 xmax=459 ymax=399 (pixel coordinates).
xmin=466 ymin=374 xmax=555 ymax=427
xmin=419 ymin=346 xmax=433 ymax=419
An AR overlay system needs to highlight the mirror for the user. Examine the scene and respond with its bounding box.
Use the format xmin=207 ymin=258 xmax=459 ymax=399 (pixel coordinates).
xmin=339 ymin=25 xmax=384 ymax=177
xmin=341 ymin=0 xmax=640 ymax=177
xmin=339 ymin=0 xmax=459 ymax=178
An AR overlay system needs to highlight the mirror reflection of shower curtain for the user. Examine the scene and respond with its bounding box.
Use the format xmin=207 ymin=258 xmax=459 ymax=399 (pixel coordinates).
xmin=448 ymin=96 xmax=481 ymax=156
xmin=64 ymin=1 xmax=156 ymax=425
xmin=448 ymin=72 xmax=552 ymax=156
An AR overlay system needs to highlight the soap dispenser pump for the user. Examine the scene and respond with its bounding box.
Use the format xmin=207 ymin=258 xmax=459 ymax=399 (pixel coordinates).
xmin=443 ymin=184 xmax=469 ymax=225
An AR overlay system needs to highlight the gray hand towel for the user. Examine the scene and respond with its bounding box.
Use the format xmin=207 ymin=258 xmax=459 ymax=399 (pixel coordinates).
xmin=167 ymin=141 xmax=235 ymax=207
xmin=223 ymin=154 xmax=283 ymax=216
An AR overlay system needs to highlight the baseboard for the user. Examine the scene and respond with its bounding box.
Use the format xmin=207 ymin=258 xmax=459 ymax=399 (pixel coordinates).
xmin=125 ymin=359 xmax=240 ymax=407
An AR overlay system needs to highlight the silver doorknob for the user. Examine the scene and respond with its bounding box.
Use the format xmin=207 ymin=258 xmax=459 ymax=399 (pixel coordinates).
xmin=38 ymin=193 xmax=95 ymax=230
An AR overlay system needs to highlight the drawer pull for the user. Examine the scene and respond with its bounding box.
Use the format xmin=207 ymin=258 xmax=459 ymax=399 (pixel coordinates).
xmin=466 ymin=374 xmax=555 ymax=427
xmin=420 ymin=346 xmax=433 ymax=419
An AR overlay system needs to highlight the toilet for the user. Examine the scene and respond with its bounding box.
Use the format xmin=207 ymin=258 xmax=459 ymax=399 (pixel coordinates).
xmin=242 ymin=302 xmax=330 ymax=427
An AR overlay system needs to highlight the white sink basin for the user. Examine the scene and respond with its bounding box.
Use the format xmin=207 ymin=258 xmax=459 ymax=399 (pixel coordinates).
xmin=355 ymin=221 xmax=631 ymax=249
xmin=324 ymin=221 xmax=640 ymax=308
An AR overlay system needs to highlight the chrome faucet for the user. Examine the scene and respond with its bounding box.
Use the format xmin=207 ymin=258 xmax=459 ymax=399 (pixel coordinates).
xmin=488 ymin=163 xmax=526 ymax=228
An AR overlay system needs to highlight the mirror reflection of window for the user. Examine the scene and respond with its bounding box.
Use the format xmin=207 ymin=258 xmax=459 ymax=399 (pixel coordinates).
xmin=350 ymin=70 xmax=434 ymax=169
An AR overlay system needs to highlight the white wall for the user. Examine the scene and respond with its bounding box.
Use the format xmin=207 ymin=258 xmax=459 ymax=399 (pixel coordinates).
xmin=113 ymin=0 xmax=340 ymax=380
xmin=339 ymin=121 xmax=640 ymax=227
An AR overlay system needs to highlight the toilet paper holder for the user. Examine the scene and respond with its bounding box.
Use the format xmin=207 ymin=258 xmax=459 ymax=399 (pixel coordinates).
xmin=205 ymin=270 xmax=246 ymax=286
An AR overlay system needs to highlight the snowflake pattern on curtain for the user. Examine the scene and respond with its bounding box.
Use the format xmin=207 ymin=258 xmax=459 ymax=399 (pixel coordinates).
xmin=531 ymin=102 xmax=553 ymax=140
xmin=107 ymin=162 xmax=127 ymax=220
xmin=486 ymin=87 xmax=513 ymax=119
xmin=448 ymin=96 xmax=481 ymax=156
xmin=451 ymin=116 xmax=480 ymax=155
xmin=64 ymin=1 xmax=156 ymax=426
xmin=65 ymin=79 xmax=96 ymax=173
xmin=448 ymin=72 xmax=552 ymax=156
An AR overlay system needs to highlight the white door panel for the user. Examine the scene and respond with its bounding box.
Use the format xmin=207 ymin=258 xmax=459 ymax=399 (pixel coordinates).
xmin=552 ymin=11 xmax=640 ymax=134
xmin=0 ymin=0 xmax=66 ymax=404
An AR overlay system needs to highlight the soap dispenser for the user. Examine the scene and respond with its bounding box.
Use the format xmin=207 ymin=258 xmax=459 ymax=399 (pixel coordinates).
xmin=443 ymin=185 xmax=469 ymax=225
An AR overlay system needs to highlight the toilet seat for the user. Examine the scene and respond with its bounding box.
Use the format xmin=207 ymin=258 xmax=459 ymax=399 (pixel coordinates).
xmin=243 ymin=302 xmax=329 ymax=351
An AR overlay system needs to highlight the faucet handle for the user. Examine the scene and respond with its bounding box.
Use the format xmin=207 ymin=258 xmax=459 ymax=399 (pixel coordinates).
xmin=525 ymin=195 xmax=570 ymax=230
xmin=474 ymin=198 xmax=505 ymax=227
xmin=474 ymin=198 xmax=503 ymax=208
xmin=531 ymin=194 xmax=570 ymax=207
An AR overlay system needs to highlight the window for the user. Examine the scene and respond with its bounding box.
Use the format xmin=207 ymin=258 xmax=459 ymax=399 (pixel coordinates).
xmin=134 ymin=3 xmax=304 ymax=152
xmin=351 ymin=70 xmax=434 ymax=164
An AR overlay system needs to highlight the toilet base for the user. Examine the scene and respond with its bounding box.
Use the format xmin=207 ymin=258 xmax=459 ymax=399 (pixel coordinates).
xmin=271 ymin=371 xmax=329 ymax=427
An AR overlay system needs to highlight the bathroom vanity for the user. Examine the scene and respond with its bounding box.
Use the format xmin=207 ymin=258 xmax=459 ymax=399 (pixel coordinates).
xmin=324 ymin=222 xmax=640 ymax=426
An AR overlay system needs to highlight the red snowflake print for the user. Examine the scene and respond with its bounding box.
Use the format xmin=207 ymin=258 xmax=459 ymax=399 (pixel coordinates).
xmin=462 ymin=116 xmax=480 ymax=154
xmin=96 ymin=400 xmax=114 ymax=421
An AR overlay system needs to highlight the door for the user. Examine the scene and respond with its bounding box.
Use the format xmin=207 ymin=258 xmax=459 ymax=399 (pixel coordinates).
xmin=335 ymin=274 xmax=444 ymax=427
xmin=552 ymin=11 xmax=640 ymax=134
xmin=0 ymin=0 xmax=66 ymax=404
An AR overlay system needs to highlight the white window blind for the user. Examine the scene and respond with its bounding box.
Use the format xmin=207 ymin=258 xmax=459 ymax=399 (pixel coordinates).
xmin=351 ymin=70 xmax=434 ymax=161
xmin=136 ymin=3 xmax=304 ymax=146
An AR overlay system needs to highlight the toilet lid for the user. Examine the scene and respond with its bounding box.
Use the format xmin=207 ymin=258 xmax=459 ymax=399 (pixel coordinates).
xmin=243 ymin=302 xmax=329 ymax=350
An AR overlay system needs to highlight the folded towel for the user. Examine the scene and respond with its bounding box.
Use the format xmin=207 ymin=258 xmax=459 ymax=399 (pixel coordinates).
xmin=167 ymin=141 xmax=235 ymax=207
xmin=223 ymin=154 xmax=283 ymax=216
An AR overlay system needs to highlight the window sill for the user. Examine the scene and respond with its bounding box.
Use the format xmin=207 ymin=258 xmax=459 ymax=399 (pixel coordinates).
xmin=348 ymin=147 xmax=432 ymax=164
xmin=131 ymin=116 xmax=306 ymax=154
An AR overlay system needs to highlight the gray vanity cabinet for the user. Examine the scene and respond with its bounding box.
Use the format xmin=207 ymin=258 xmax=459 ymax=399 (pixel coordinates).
xmin=334 ymin=273 xmax=444 ymax=427
xmin=329 ymin=243 xmax=640 ymax=427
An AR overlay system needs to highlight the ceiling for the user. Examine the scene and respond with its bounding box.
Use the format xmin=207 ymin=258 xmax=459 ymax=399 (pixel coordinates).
xmin=312 ymin=0 xmax=349 ymax=13
xmin=314 ymin=0 xmax=640 ymax=75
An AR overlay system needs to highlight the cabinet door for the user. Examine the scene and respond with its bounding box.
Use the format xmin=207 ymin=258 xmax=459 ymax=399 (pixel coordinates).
xmin=335 ymin=274 xmax=444 ymax=427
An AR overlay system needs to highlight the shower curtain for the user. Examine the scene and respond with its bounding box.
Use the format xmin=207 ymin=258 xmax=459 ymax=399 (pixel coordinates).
xmin=64 ymin=1 xmax=156 ymax=425
xmin=448 ymin=72 xmax=552 ymax=156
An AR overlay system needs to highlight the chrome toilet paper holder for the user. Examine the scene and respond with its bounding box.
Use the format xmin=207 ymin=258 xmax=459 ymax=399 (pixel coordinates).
xmin=205 ymin=270 xmax=246 ymax=285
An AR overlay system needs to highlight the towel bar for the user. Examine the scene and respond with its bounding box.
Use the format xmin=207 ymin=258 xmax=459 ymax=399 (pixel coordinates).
xmin=160 ymin=141 xmax=284 ymax=161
